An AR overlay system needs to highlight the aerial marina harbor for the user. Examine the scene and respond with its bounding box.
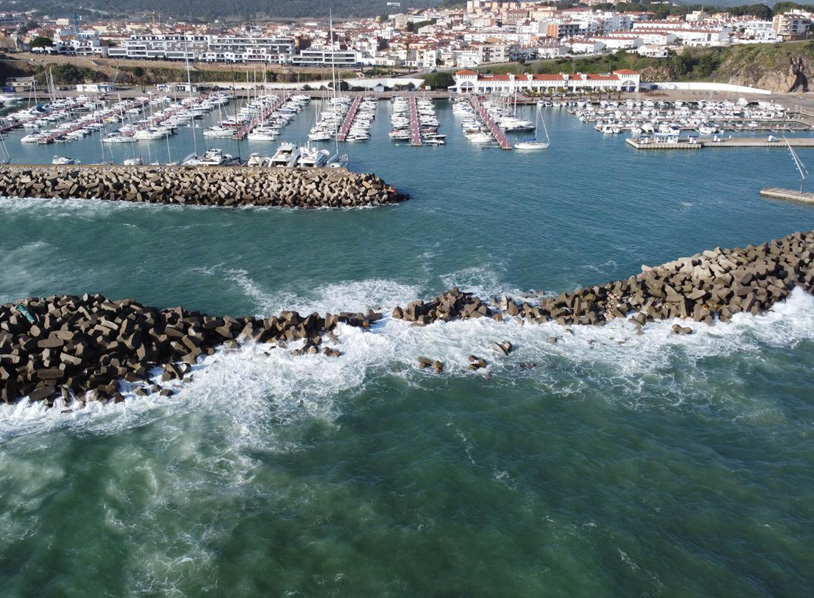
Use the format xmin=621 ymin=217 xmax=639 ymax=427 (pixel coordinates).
xmin=6 ymin=0 xmax=814 ymax=591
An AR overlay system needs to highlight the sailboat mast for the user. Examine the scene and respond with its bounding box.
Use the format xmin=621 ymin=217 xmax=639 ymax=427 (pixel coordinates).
xmin=330 ymin=10 xmax=340 ymax=155
xmin=184 ymin=35 xmax=197 ymax=156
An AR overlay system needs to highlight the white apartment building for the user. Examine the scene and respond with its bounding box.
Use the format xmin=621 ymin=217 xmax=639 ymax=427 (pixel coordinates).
xmin=773 ymin=11 xmax=813 ymax=37
xmin=290 ymin=49 xmax=358 ymax=67
xmin=106 ymin=34 xmax=295 ymax=63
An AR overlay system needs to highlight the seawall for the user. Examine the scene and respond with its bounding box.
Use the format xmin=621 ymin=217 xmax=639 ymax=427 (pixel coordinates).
xmin=0 ymin=165 xmax=407 ymax=209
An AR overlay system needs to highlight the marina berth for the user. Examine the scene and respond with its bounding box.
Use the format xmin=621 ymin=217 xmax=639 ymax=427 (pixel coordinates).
xmin=390 ymin=94 xmax=443 ymax=147
xmin=565 ymin=97 xmax=801 ymax=138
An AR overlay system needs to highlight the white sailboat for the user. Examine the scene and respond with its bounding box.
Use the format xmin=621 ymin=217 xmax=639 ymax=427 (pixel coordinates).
xmin=515 ymin=105 xmax=551 ymax=151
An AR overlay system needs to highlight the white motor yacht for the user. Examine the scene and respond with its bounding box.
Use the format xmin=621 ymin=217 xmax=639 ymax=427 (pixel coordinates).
xmin=52 ymin=156 xmax=80 ymax=165
xmin=297 ymin=147 xmax=331 ymax=168
xmin=269 ymin=142 xmax=301 ymax=167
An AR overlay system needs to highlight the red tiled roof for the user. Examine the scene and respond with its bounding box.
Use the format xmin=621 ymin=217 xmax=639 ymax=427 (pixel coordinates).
xmin=456 ymin=70 xmax=478 ymax=75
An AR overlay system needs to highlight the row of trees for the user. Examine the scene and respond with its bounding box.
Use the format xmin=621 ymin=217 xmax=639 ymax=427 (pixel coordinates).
xmin=576 ymin=1 xmax=813 ymax=21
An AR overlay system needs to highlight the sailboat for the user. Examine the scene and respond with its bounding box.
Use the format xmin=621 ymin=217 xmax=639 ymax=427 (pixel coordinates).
xmin=515 ymin=105 xmax=550 ymax=151
xmin=325 ymin=9 xmax=348 ymax=169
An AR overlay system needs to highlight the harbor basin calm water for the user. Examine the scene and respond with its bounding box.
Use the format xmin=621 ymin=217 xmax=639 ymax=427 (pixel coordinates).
xmin=1 ymin=99 xmax=814 ymax=596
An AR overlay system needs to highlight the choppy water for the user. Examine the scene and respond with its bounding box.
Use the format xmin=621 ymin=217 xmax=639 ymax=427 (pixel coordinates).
xmin=1 ymin=100 xmax=814 ymax=596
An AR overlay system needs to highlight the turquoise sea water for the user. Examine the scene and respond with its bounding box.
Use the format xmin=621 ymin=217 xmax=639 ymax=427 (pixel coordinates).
xmin=1 ymin=100 xmax=814 ymax=596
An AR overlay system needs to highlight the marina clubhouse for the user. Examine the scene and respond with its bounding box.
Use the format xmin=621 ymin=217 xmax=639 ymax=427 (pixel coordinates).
xmin=452 ymin=69 xmax=641 ymax=94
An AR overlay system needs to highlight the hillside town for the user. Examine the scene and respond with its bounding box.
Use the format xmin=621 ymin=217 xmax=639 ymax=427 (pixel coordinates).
xmin=0 ymin=1 xmax=812 ymax=71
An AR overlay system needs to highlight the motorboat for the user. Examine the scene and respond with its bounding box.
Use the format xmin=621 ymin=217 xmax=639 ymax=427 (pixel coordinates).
xmin=182 ymin=148 xmax=236 ymax=166
xmin=247 ymin=152 xmax=272 ymax=167
xmin=297 ymin=146 xmax=331 ymax=168
xmin=269 ymin=142 xmax=300 ymax=167
xmin=102 ymin=132 xmax=136 ymax=144
xmin=52 ymin=156 xmax=80 ymax=165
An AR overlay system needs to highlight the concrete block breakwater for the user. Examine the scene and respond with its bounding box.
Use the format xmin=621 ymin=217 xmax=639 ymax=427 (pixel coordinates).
xmin=394 ymin=231 xmax=814 ymax=329
xmin=2 ymin=230 xmax=814 ymax=407
xmin=0 ymin=165 xmax=407 ymax=208
xmin=0 ymin=294 xmax=381 ymax=406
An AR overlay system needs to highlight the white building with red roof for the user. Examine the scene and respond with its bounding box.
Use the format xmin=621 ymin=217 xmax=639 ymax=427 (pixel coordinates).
xmin=453 ymin=69 xmax=640 ymax=93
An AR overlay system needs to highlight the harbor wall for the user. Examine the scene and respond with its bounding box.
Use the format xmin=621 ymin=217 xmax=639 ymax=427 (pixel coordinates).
xmin=0 ymin=165 xmax=407 ymax=209
xmin=647 ymin=81 xmax=773 ymax=95
xmin=3 ymin=230 xmax=814 ymax=407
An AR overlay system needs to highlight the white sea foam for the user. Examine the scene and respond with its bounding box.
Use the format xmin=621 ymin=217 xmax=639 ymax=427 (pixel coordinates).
xmin=204 ymin=268 xmax=424 ymax=316
xmin=1 ymin=286 xmax=813 ymax=438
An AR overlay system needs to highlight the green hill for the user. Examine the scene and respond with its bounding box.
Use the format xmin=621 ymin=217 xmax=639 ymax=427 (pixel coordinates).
xmin=0 ymin=0 xmax=441 ymax=20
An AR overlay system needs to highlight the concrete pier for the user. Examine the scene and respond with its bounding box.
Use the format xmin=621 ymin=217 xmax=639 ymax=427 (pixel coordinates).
xmin=760 ymin=187 xmax=814 ymax=205
xmin=627 ymin=137 xmax=814 ymax=150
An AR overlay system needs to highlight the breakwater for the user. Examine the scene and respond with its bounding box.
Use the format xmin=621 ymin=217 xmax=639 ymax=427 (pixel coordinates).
xmin=3 ymin=230 xmax=814 ymax=407
xmin=394 ymin=230 xmax=814 ymax=330
xmin=0 ymin=165 xmax=406 ymax=208
xmin=0 ymin=294 xmax=380 ymax=406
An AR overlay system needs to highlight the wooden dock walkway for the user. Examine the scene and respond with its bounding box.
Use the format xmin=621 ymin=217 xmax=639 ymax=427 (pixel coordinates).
xmin=470 ymin=96 xmax=512 ymax=150
xmin=408 ymin=95 xmax=422 ymax=147
xmin=233 ymin=96 xmax=283 ymax=141
xmin=37 ymin=98 xmax=152 ymax=144
xmin=337 ymin=96 xmax=362 ymax=143
xmin=760 ymin=187 xmax=814 ymax=205
xmin=627 ymin=137 xmax=814 ymax=150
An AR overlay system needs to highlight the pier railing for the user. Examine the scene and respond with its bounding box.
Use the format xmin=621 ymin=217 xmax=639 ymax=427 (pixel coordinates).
xmin=337 ymin=96 xmax=362 ymax=142
xmin=233 ymin=95 xmax=283 ymax=140
xmin=408 ymin=95 xmax=422 ymax=147
xmin=470 ymin=96 xmax=512 ymax=150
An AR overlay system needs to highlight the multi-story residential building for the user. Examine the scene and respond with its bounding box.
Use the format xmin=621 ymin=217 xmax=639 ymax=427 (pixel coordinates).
xmin=773 ymin=11 xmax=813 ymax=38
xmin=106 ymin=34 xmax=207 ymax=60
xmin=546 ymin=21 xmax=582 ymax=39
xmin=105 ymin=34 xmax=295 ymax=63
xmin=290 ymin=49 xmax=358 ymax=67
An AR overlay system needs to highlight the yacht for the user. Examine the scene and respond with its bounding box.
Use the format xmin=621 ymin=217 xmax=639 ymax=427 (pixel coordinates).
xmin=247 ymin=152 xmax=272 ymax=167
xmin=327 ymin=152 xmax=348 ymax=169
xmin=52 ymin=156 xmax=80 ymax=165
xmin=269 ymin=142 xmax=301 ymax=167
xmin=247 ymin=127 xmax=278 ymax=141
xmin=203 ymin=126 xmax=234 ymax=138
xmin=102 ymin=132 xmax=136 ymax=144
xmin=297 ymin=147 xmax=331 ymax=168
xmin=515 ymin=106 xmax=551 ymax=151
xmin=182 ymin=148 xmax=236 ymax=166
xmin=467 ymin=132 xmax=494 ymax=144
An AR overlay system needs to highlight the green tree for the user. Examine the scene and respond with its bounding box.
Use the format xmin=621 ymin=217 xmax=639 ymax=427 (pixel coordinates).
xmin=420 ymin=71 xmax=454 ymax=89
xmin=29 ymin=36 xmax=53 ymax=49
